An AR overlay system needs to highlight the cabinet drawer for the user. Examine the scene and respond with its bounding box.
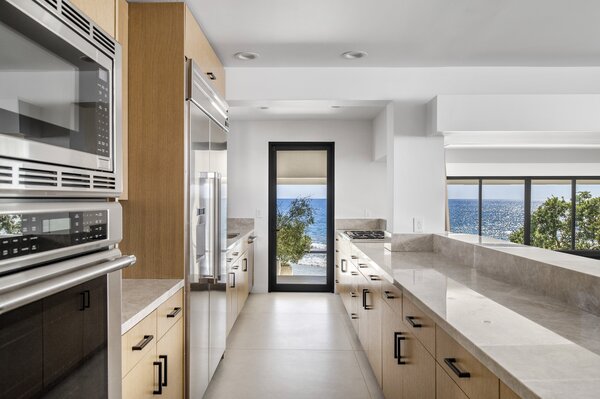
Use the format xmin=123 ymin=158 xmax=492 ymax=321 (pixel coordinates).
xmin=402 ymin=295 xmax=435 ymax=355
xmin=500 ymin=382 xmax=521 ymax=399
xmin=123 ymin=311 xmax=157 ymax=377
xmin=381 ymin=280 xmax=402 ymax=316
xmin=122 ymin=345 xmax=159 ymax=399
xmin=436 ymin=363 xmax=469 ymax=399
xmin=157 ymin=289 xmax=184 ymax=339
xmin=436 ymin=327 xmax=499 ymax=399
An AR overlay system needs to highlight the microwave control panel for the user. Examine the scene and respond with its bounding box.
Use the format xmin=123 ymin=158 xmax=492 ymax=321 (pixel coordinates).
xmin=0 ymin=210 xmax=108 ymax=261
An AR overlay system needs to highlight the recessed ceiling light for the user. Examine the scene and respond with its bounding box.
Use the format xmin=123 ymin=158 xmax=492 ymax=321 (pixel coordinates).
xmin=259 ymin=106 xmax=269 ymax=110
xmin=331 ymin=105 xmax=342 ymax=109
xmin=234 ymin=51 xmax=259 ymax=61
xmin=341 ymin=51 xmax=368 ymax=60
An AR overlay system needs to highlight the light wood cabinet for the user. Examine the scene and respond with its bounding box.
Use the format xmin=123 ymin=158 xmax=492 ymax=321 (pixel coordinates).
xmin=226 ymin=260 xmax=239 ymax=335
xmin=437 ymin=363 xmax=469 ymax=399
xmin=402 ymin=328 xmax=436 ymax=399
xmin=366 ymin=269 xmax=383 ymax=386
xmin=226 ymin=247 xmax=253 ymax=335
xmin=403 ymin=295 xmax=435 ymax=356
xmin=69 ymin=0 xmax=115 ymax=36
xmin=436 ymin=326 xmax=499 ymax=399
xmin=157 ymin=318 xmax=184 ymax=399
xmin=500 ymin=382 xmax=521 ymax=399
xmin=122 ymin=2 xmax=225 ymax=279
xmin=122 ymin=289 xmax=184 ymax=399
xmin=382 ymin=301 xmax=405 ymax=399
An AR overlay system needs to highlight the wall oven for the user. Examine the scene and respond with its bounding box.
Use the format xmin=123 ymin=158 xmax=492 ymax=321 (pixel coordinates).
xmin=0 ymin=201 xmax=136 ymax=398
xmin=0 ymin=0 xmax=122 ymax=197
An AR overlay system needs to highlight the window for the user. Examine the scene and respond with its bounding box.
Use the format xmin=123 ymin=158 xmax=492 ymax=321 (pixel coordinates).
xmin=447 ymin=177 xmax=600 ymax=259
xmin=482 ymin=180 xmax=524 ymax=241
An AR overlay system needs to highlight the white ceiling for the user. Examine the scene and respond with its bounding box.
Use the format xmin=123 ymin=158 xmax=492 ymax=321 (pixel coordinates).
xmin=179 ymin=0 xmax=600 ymax=67
xmin=229 ymin=100 xmax=387 ymax=120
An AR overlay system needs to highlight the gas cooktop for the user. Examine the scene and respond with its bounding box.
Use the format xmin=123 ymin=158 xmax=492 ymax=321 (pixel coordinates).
xmin=344 ymin=230 xmax=387 ymax=241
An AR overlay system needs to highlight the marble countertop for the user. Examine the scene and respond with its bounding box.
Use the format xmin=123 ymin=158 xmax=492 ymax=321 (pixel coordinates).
xmin=352 ymin=242 xmax=600 ymax=399
xmin=122 ymin=279 xmax=184 ymax=335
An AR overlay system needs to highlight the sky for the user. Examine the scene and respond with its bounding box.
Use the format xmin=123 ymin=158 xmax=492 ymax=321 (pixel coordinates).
xmin=277 ymin=184 xmax=327 ymax=199
xmin=448 ymin=182 xmax=600 ymax=201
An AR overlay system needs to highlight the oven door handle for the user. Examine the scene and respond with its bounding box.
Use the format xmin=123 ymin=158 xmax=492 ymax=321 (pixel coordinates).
xmin=0 ymin=253 xmax=136 ymax=315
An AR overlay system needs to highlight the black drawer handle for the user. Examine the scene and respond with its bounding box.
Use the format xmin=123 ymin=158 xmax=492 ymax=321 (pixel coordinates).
xmin=351 ymin=313 xmax=358 ymax=320
xmin=351 ymin=255 xmax=358 ymax=260
xmin=350 ymin=292 xmax=357 ymax=298
xmin=351 ymin=271 xmax=359 ymax=276
xmin=341 ymin=259 xmax=347 ymax=273
xmin=227 ymin=258 xmax=233 ymax=262
xmin=167 ymin=307 xmax=182 ymax=318
xmin=80 ymin=290 xmax=90 ymax=311
xmin=444 ymin=358 xmax=471 ymax=378
xmin=384 ymin=290 xmax=396 ymax=299
xmin=233 ymin=251 xmax=239 ymax=256
xmin=132 ymin=335 xmax=154 ymax=351
xmin=394 ymin=332 xmax=406 ymax=365
xmin=358 ymin=263 xmax=368 ymax=269
xmin=232 ymin=265 xmax=239 ymax=270
xmin=229 ymin=272 xmax=236 ymax=288
xmin=405 ymin=316 xmax=422 ymax=328
xmin=369 ymin=274 xmax=380 ymax=281
xmin=153 ymin=360 xmax=163 ymax=394
xmin=159 ymin=355 xmax=168 ymax=387
xmin=362 ymin=289 xmax=372 ymax=310
xmin=242 ymin=258 xmax=248 ymax=272
xmin=335 ymin=249 xmax=339 ymax=253
xmin=335 ymin=279 xmax=339 ymax=283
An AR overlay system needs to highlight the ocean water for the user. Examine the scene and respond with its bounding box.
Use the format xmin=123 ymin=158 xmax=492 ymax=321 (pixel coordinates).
xmin=448 ymin=199 xmax=540 ymax=241
xmin=277 ymin=198 xmax=327 ymax=272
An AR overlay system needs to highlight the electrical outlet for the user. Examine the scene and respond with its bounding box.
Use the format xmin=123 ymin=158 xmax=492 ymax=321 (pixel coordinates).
xmin=413 ymin=217 xmax=423 ymax=233
xmin=364 ymin=208 xmax=371 ymax=217
xmin=255 ymin=208 xmax=263 ymax=218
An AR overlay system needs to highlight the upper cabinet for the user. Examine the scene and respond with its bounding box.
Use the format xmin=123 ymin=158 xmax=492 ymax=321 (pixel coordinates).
xmin=184 ymin=7 xmax=226 ymax=98
xmin=69 ymin=0 xmax=116 ymax=37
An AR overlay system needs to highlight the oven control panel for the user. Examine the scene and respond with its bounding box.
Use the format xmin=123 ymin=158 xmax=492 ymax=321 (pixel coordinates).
xmin=0 ymin=210 xmax=108 ymax=261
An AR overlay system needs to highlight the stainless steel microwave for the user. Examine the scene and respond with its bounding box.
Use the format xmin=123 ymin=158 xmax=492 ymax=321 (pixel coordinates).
xmin=0 ymin=0 xmax=122 ymax=197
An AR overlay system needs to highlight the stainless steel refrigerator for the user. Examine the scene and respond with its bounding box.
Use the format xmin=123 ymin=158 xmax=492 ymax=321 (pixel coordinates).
xmin=186 ymin=59 xmax=229 ymax=398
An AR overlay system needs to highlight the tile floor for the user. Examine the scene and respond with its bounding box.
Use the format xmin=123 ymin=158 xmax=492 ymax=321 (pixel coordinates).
xmin=204 ymin=292 xmax=384 ymax=399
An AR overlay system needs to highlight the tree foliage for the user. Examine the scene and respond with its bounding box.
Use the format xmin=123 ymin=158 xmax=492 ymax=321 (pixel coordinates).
xmin=276 ymin=197 xmax=315 ymax=266
xmin=508 ymin=191 xmax=600 ymax=250
xmin=0 ymin=215 xmax=21 ymax=235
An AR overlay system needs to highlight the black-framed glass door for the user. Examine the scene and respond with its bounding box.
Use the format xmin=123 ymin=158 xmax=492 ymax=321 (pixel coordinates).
xmin=268 ymin=142 xmax=335 ymax=292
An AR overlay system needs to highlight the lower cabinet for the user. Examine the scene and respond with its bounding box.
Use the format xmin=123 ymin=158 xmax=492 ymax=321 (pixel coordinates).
xmin=436 ymin=364 xmax=469 ymax=399
xmin=382 ymin=301 xmax=435 ymax=399
xmin=122 ymin=288 xmax=184 ymax=398
xmin=226 ymin=245 xmax=253 ymax=336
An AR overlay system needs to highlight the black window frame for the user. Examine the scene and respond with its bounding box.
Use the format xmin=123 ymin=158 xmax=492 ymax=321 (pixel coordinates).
xmin=447 ymin=176 xmax=600 ymax=260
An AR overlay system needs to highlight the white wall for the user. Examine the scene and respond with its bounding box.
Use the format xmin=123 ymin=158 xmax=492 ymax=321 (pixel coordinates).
xmin=228 ymin=119 xmax=387 ymax=293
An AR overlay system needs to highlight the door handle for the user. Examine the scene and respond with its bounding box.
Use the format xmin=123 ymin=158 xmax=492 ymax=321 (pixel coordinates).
xmin=362 ymin=288 xmax=372 ymax=310
xmin=444 ymin=358 xmax=471 ymax=378
xmin=394 ymin=332 xmax=406 ymax=365
xmin=153 ymin=361 xmax=163 ymax=394
xmin=80 ymin=290 xmax=90 ymax=311
xmin=242 ymin=258 xmax=248 ymax=272
xmin=159 ymin=355 xmax=168 ymax=387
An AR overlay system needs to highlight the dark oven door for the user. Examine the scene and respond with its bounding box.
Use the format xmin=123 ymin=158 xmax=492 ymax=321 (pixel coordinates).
xmin=0 ymin=0 xmax=119 ymax=176
xmin=1 ymin=275 xmax=109 ymax=399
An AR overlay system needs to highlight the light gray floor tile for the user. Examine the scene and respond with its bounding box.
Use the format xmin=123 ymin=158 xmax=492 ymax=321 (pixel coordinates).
xmin=205 ymin=349 xmax=371 ymax=399
xmin=242 ymin=292 xmax=345 ymax=315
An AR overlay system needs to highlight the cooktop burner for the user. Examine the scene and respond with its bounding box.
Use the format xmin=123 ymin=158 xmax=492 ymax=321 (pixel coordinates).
xmin=344 ymin=230 xmax=386 ymax=240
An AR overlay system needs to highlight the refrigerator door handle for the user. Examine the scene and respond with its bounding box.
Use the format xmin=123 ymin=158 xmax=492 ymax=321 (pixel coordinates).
xmin=212 ymin=173 xmax=222 ymax=282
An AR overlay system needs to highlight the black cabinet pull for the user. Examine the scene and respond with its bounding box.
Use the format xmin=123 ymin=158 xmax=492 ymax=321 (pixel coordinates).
xmin=350 ymin=292 xmax=357 ymax=298
xmin=206 ymin=72 xmax=216 ymax=80
xmin=362 ymin=289 xmax=372 ymax=310
xmin=167 ymin=307 xmax=182 ymax=318
xmin=394 ymin=332 xmax=406 ymax=365
xmin=369 ymin=274 xmax=380 ymax=281
xmin=153 ymin=361 xmax=163 ymax=394
xmin=132 ymin=335 xmax=154 ymax=351
xmin=351 ymin=271 xmax=359 ymax=276
xmin=242 ymin=258 xmax=248 ymax=272
xmin=227 ymin=257 xmax=233 ymax=262
xmin=232 ymin=265 xmax=239 ymax=270
xmin=341 ymin=259 xmax=347 ymax=273
xmin=405 ymin=316 xmax=422 ymax=328
xmin=233 ymin=251 xmax=239 ymax=256
xmin=80 ymin=290 xmax=90 ymax=311
xmin=444 ymin=358 xmax=470 ymax=378
xmin=351 ymin=313 xmax=358 ymax=320
xmin=159 ymin=355 xmax=168 ymax=387
xmin=229 ymin=272 xmax=236 ymax=288
xmin=335 ymin=249 xmax=339 ymax=253
xmin=384 ymin=290 xmax=396 ymax=299
xmin=351 ymin=255 xmax=358 ymax=260
xmin=358 ymin=263 xmax=368 ymax=269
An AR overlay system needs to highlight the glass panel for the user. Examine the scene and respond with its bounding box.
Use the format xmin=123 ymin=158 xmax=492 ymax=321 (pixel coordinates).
xmin=530 ymin=180 xmax=572 ymax=250
xmin=575 ymin=180 xmax=600 ymax=250
xmin=482 ymin=180 xmax=524 ymax=241
xmin=276 ymin=150 xmax=327 ymax=285
xmin=0 ymin=15 xmax=110 ymax=156
xmin=447 ymin=179 xmax=479 ymax=235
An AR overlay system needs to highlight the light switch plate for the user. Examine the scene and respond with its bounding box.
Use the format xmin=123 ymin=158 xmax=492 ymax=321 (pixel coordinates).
xmin=413 ymin=217 xmax=423 ymax=233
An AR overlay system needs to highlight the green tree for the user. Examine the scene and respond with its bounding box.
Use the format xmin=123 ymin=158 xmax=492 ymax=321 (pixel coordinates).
xmin=0 ymin=215 xmax=21 ymax=235
xmin=509 ymin=191 xmax=600 ymax=250
xmin=276 ymin=197 xmax=315 ymax=266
